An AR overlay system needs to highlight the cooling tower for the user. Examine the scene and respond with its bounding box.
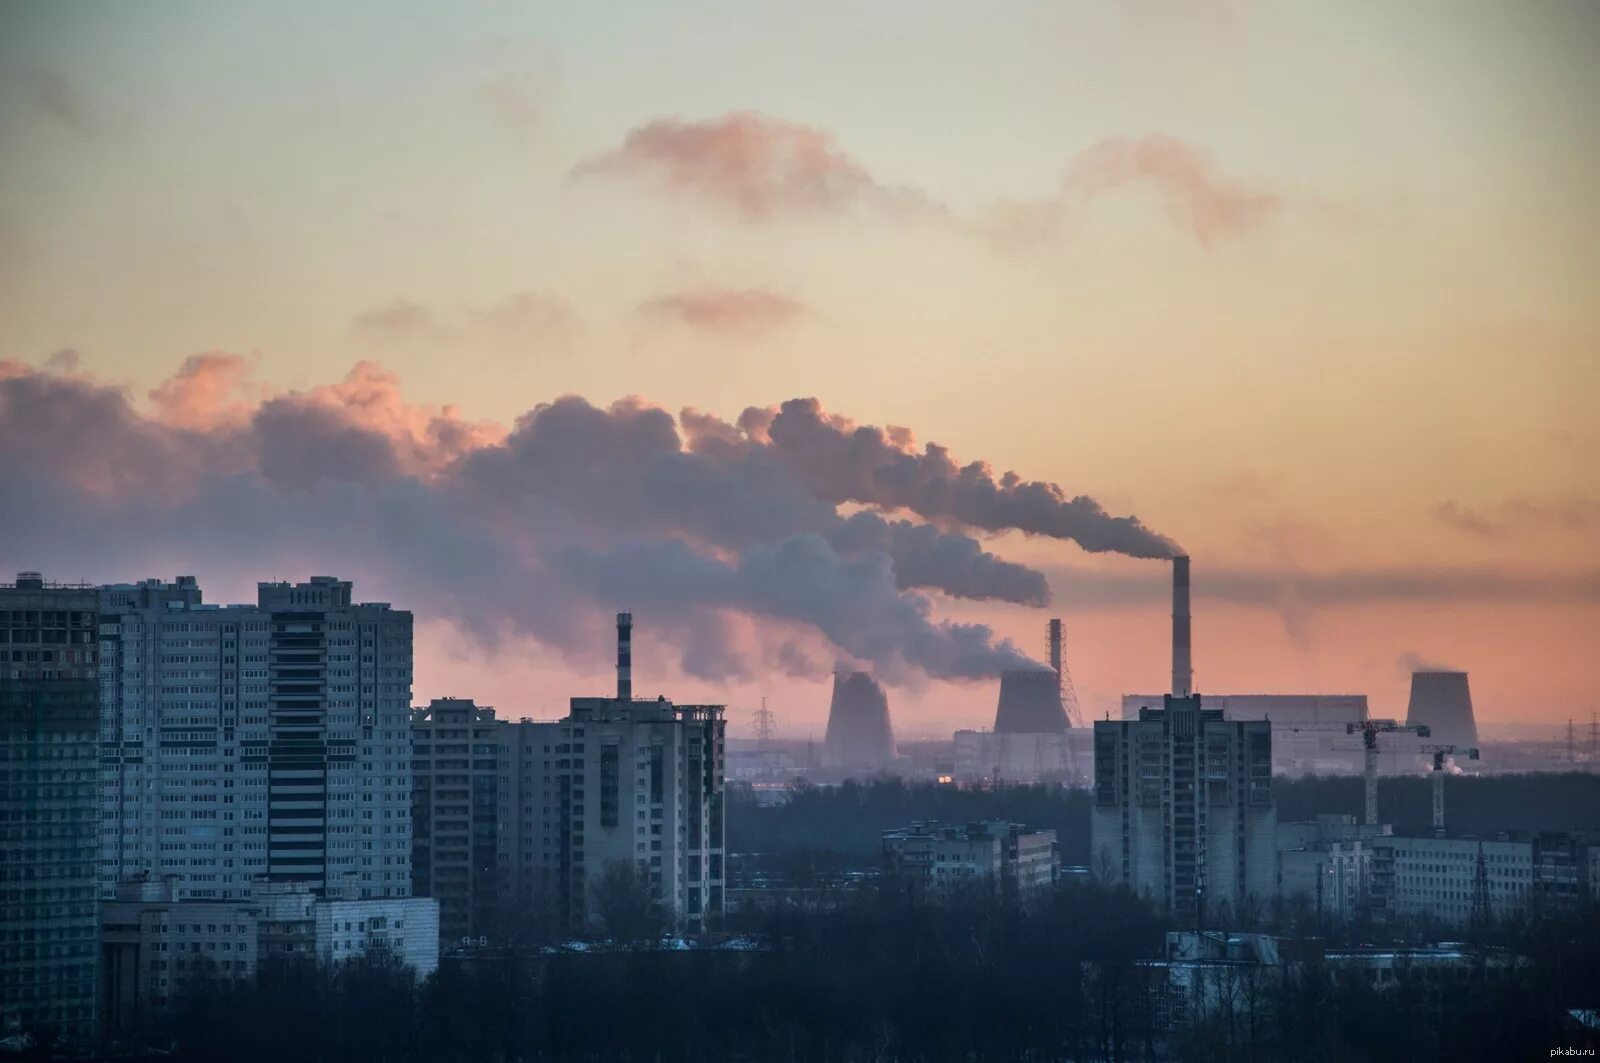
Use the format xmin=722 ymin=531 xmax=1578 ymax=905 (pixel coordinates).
xmin=823 ymin=671 xmax=896 ymax=771
xmin=993 ymin=670 xmax=1068 ymax=734
xmin=1405 ymin=671 xmax=1479 ymax=747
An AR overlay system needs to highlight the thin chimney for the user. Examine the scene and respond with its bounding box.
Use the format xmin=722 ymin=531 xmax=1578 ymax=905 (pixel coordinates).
xmin=616 ymin=612 xmax=633 ymax=701
xmin=1048 ymin=618 xmax=1063 ymax=693
xmin=1171 ymin=556 xmax=1192 ymax=698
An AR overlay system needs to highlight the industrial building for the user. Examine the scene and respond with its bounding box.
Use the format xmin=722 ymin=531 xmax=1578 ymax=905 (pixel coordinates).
xmin=97 ymin=576 xmax=415 ymax=901
xmin=1093 ymin=558 xmax=1278 ymax=919
xmin=1121 ymin=693 xmax=1370 ymax=776
xmin=0 ymin=573 xmax=101 ymax=1044
xmin=101 ymin=874 xmax=439 ymax=1030
xmin=822 ymin=670 xmax=895 ymax=772
xmin=1405 ymin=671 xmax=1480 ymax=748
xmin=959 ymin=618 xmax=1083 ymax=784
xmin=881 ymin=820 xmax=1058 ymax=901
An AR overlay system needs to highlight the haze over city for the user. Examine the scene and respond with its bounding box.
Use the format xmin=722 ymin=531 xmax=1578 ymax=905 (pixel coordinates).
xmin=5 ymin=2 xmax=1597 ymax=734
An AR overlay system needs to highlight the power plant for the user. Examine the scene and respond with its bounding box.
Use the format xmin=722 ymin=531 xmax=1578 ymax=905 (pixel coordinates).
xmin=1405 ymin=670 xmax=1480 ymax=748
xmin=994 ymin=670 xmax=1068 ymax=733
xmin=823 ymin=671 xmax=896 ymax=771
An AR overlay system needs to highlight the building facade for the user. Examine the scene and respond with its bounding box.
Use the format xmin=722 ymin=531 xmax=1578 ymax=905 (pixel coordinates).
xmin=102 ymin=874 xmax=438 ymax=1029
xmin=97 ymin=577 xmax=414 ymax=902
xmin=1276 ymin=816 xmax=1387 ymax=920
xmin=881 ymin=820 xmax=1059 ymax=901
xmin=410 ymin=698 xmax=549 ymax=944
xmin=555 ymin=693 xmax=726 ymax=931
xmin=1092 ymin=695 xmax=1276 ymax=919
xmin=0 ymin=574 xmax=101 ymax=1043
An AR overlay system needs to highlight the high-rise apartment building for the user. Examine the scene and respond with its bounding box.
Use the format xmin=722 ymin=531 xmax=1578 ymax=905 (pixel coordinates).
xmin=0 ymin=573 xmax=101 ymax=1043
xmin=98 ymin=576 xmax=413 ymax=901
xmin=1091 ymin=694 xmax=1276 ymax=920
xmin=411 ymin=698 xmax=546 ymax=943
xmin=546 ymin=614 xmax=726 ymax=932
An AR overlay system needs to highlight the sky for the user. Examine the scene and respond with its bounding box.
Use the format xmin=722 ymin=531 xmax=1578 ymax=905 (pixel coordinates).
xmin=2 ymin=0 xmax=1596 ymax=736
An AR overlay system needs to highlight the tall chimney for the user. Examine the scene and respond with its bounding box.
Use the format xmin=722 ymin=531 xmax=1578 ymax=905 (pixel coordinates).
xmin=1171 ymin=556 xmax=1192 ymax=698
xmin=616 ymin=612 xmax=632 ymax=701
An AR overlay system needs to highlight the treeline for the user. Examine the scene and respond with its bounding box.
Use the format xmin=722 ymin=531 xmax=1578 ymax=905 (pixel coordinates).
xmin=97 ymin=882 xmax=1600 ymax=1062
xmin=728 ymin=773 xmax=1600 ymax=869
xmin=727 ymin=778 xmax=1095 ymax=863
xmin=1275 ymin=770 xmax=1600 ymax=835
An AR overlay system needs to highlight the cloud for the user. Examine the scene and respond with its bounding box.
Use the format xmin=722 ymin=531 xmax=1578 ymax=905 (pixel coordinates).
xmin=1041 ymin=560 xmax=1600 ymax=610
xmin=3 ymin=357 xmax=1179 ymax=684
xmin=9 ymin=65 xmax=101 ymax=136
xmin=570 ymin=112 xmax=942 ymax=223
xmin=148 ymin=352 xmax=262 ymax=430
xmin=691 ymin=397 xmax=1180 ymax=558
xmin=351 ymin=298 xmax=447 ymax=342
xmin=637 ymin=287 xmax=807 ymax=334
xmin=1396 ymin=650 xmax=1457 ymax=675
xmin=1063 ymin=134 xmax=1280 ymax=247
xmin=574 ymin=113 xmax=1286 ymax=250
xmin=353 ymin=291 xmax=579 ymax=351
xmin=467 ymin=289 xmax=578 ymax=349
xmin=1433 ymin=496 xmax=1600 ymax=538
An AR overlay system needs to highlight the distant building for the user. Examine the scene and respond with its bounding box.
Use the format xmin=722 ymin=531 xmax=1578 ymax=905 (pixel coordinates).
xmin=1404 ymin=671 xmax=1480 ymax=748
xmin=1373 ymin=831 xmax=1599 ymax=925
xmin=952 ymin=729 xmax=1078 ymax=785
xmin=1092 ymin=695 xmax=1276 ymax=919
xmin=881 ymin=820 xmax=1058 ymax=901
xmin=1122 ymin=693 xmax=1368 ymax=776
xmin=102 ymin=874 xmax=439 ymax=1030
xmin=823 ymin=671 xmax=895 ymax=773
xmin=97 ymin=576 xmax=414 ymax=900
xmin=0 ymin=573 xmax=101 ymax=1043
xmin=1276 ymin=815 xmax=1389 ymax=921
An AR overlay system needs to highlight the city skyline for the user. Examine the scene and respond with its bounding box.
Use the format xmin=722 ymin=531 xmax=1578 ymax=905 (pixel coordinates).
xmin=3 ymin=1 xmax=1597 ymax=729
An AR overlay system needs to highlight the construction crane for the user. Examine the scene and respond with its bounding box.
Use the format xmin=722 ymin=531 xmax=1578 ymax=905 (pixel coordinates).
xmin=1420 ymin=743 xmax=1479 ymax=835
xmin=1346 ymin=720 xmax=1430 ymax=826
xmin=1284 ymin=718 xmax=1431 ymax=826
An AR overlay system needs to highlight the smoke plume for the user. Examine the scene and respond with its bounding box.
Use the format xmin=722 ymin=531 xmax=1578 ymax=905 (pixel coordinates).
xmin=0 ymin=357 xmax=1172 ymax=683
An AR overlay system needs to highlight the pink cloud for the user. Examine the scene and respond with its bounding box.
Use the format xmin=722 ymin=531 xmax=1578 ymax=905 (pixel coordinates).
xmin=571 ymin=112 xmax=939 ymax=223
xmin=1064 ymin=134 xmax=1280 ymax=247
xmin=148 ymin=352 xmax=262 ymax=431
xmin=637 ymin=287 xmax=807 ymax=334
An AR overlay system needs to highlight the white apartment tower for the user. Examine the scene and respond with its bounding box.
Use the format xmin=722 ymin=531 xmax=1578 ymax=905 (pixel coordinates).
xmin=98 ymin=577 xmax=413 ymax=901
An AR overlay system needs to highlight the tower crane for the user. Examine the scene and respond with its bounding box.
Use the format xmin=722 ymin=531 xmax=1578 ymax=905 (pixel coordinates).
xmin=1420 ymin=743 xmax=1479 ymax=835
xmin=1284 ymin=718 xmax=1431 ymax=826
xmin=1344 ymin=720 xmax=1430 ymax=826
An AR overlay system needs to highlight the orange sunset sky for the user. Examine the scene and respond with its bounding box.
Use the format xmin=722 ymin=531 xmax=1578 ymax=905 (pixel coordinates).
xmin=2 ymin=2 xmax=1596 ymax=735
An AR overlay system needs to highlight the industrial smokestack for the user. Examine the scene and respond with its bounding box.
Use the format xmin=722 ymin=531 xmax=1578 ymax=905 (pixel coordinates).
xmin=616 ymin=611 xmax=633 ymax=701
xmin=1172 ymin=556 xmax=1192 ymax=697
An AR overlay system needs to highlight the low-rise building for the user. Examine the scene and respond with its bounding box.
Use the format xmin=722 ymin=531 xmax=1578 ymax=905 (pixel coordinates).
xmin=101 ymin=874 xmax=439 ymax=1029
xmin=882 ymin=820 xmax=1058 ymax=901
xmin=1276 ymin=815 xmax=1389 ymax=920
